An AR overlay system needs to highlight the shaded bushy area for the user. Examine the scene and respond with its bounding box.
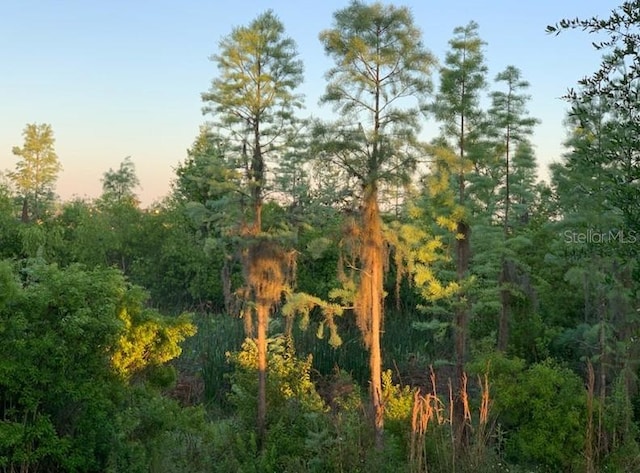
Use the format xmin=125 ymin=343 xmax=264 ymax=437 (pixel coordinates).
xmin=0 ymin=260 xmax=206 ymax=472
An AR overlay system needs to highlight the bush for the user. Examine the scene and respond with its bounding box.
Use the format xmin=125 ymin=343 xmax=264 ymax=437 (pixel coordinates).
xmin=0 ymin=260 xmax=198 ymax=472
xmin=473 ymin=353 xmax=587 ymax=470
xmin=221 ymin=336 xmax=328 ymax=471
xmin=107 ymin=388 xmax=217 ymax=473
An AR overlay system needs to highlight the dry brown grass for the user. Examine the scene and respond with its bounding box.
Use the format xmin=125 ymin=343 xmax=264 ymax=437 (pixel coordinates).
xmin=409 ymin=366 xmax=493 ymax=473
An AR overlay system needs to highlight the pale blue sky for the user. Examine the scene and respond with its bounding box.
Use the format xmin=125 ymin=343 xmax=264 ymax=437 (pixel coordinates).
xmin=0 ymin=0 xmax=617 ymax=205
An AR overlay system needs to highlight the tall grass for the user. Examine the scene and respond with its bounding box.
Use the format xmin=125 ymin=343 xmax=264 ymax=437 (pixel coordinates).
xmin=178 ymin=313 xmax=245 ymax=410
xmin=290 ymin=306 xmax=445 ymax=386
xmin=409 ymin=367 xmax=494 ymax=473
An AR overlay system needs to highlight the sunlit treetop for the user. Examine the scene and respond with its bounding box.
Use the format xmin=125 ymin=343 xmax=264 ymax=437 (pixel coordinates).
xmin=203 ymin=10 xmax=304 ymax=134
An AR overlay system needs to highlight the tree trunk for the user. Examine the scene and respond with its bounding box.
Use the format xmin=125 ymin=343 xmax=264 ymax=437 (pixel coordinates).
xmin=20 ymin=197 xmax=29 ymax=223
xmin=370 ymin=306 xmax=384 ymax=449
xmin=499 ymin=123 xmax=512 ymax=352
xmin=454 ymin=220 xmax=470 ymax=448
xmin=359 ymin=186 xmax=385 ymax=449
xmin=252 ymin=121 xmax=264 ymax=235
xmin=455 ymin=221 xmax=470 ymax=378
xmin=498 ymin=259 xmax=512 ymax=352
xmin=256 ymin=302 xmax=269 ymax=447
xmin=455 ymin=99 xmax=470 ymax=383
xmin=249 ymin=117 xmax=267 ymax=445
xmin=504 ymin=124 xmax=511 ymax=236
xmin=597 ymin=284 xmax=606 ymax=457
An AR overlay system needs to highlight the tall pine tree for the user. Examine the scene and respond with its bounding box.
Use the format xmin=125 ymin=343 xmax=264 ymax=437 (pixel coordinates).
xmin=317 ymin=0 xmax=435 ymax=446
xmin=201 ymin=10 xmax=304 ymax=444
xmin=488 ymin=65 xmax=539 ymax=351
xmin=428 ymin=21 xmax=488 ymax=412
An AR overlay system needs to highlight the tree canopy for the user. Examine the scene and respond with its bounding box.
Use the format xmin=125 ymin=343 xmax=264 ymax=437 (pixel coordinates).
xmin=9 ymin=123 xmax=61 ymax=221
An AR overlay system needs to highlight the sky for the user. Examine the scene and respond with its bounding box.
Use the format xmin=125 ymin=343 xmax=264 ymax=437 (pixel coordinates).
xmin=0 ymin=0 xmax=620 ymax=206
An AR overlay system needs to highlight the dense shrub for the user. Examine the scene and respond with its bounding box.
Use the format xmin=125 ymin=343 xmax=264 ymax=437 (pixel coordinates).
xmin=0 ymin=260 xmax=196 ymax=472
xmin=473 ymin=353 xmax=587 ymax=470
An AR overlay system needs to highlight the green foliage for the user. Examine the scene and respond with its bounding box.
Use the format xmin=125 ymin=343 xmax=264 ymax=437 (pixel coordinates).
xmin=101 ymin=156 xmax=140 ymax=205
xmin=184 ymin=313 xmax=245 ymax=408
xmin=107 ymin=388 xmax=217 ymax=473
xmin=202 ymin=10 xmax=304 ymax=230
xmin=471 ymin=353 xmax=587 ymax=470
xmin=428 ymin=20 xmax=489 ymax=219
xmin=133 ymin=202 xmax=227 ymax=311
xmin=388 ymin=219 xmax=459 ymax=302
xmin=216 ymin=337 xmax=327 ymax=471
xmin=203 ymin=10 xmax=303 ymax=131
xmin=174 ymin=127 xmax=241 ymax=207
xmin=432 ymin=20 xmax=487 ymax=149
xmin=282 ymin=291 xmax=344 ymax=348
xmin=547 ymin=1 xmax=640 ymax=101
xmin=600 ymin=373 xmax=640 ymax=472
xmin=111 ymin=292 xmax=196 ymax=380
xmin=0 ymin=261 xmax=121 ymax=471
xmin=52 ymin=197 xmax=144 ymax=274
xmin=4 ymin=4 xmax=640 ymax=472
xmin=381 ymin=369 xmax=414 ymax=455
xmin=9 ymin=123 xmax=61 ymax=221
xmin=0 ymin=260 xmax=196 ymax=472
xmin=42 ymin=197 xmax=221 ymax=312
xmin=0 ymin=183 xmax=21 ymax=259
xmin=294 ymin=213 xmax=343 ymax=300
xmin=207 ymin=341 xmax=409 ymax=472
xmin=318 ymin=0 xmax=435 ymax=191
xmin=549 ymin=4 xmax=640 ymax=237
xmin=228 ymin=336 xmax=326 ymax=423
xmin=318 ymin=0 xmax=437 ymax=445
xmin=488 ymin=65 xmax=539 ymax=228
